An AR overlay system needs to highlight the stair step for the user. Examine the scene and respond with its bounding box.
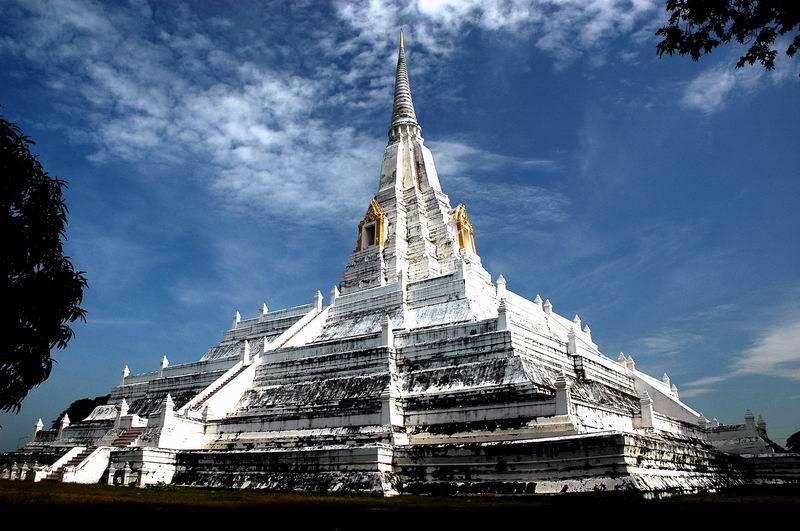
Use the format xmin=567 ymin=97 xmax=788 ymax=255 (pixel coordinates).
xmin=44 ymin=448 xmax=95 ymax=481
xmin=191 ymin=366 xmax=249 ymax=411
xmin=111 ymin=427 xmax=146 ymax=448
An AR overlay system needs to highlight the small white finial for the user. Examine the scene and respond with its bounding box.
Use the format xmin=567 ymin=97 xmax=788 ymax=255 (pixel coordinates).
xmin=543 ymin=299 xmax=552 ymax=315
xmin=618 ymin=352 xmax=626 ymax=363
xmin=261 ymin=303 xmax=269 ymax=316
xmin=242 ymin=340 xmax=251 ymax=364
xmin=496 ymin=274 xmax=506 ymax=298
xmin=381 ymin=314 xmax=394 ymax=347
xmin=233 ymin=310 xmax=241 ymax=328
xmin=533 ymin=294 xmax=543 ymax=306
xmin=497 ymin=299 xmax=509 ymax=331
xmin=35 ymin=418 xmax=43 ymax=431
xmin=573 ymin=314 xmax=581 ymax=327
xmin=582 ymin=324 xmax=591 ymax=336
xmin=122 ymin=365 xmax=130 ymax=378
xmin=567 ymin=327 xmax=577 ymax=354
xmin=330 ymin=285 xmax=340 ymax=303
xmin=662 ymin=372 xmax=670 ymax=386
xmin=160 ymin=355 xmax=169 ymax=369
xmin=314 ymin=290 xmax=324 ymax=312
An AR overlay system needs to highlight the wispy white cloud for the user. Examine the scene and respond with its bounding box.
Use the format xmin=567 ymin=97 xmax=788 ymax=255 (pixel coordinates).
xmin=5 ymin=0 xmax=604 ymax=229
xmin=334 ymin=0 xmax=658 ymax=67
xmin=428 ymin=139 xmax=569 ymax=228
xmin=430 ymin=140 xmax=558 ymax=175
xmin=679 ymin=312 xmax=800 ymax=397
xmin=681 ymin=40 xmax=796 ymax=114
xmin=733 ymin=318 xmax=800 ymax=380
xmin=678 ymin=387 xmax=715 ymax=399
xmin=635 ymin=329 xmax=704 ymax=357
xmin=1 ymin=0 xmax=387 ymax=223
xmin=681 ymin=66 xmax=761 ymax=114
xmin=684 ymin=374 xmax=732 ymax=388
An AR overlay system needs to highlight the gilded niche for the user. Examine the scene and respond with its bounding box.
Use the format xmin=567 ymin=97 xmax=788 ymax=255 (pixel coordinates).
xmin=356 ymin=198 xmax=386 ymax=251
xmin=453 ymin=203 xmax=477 ymax=253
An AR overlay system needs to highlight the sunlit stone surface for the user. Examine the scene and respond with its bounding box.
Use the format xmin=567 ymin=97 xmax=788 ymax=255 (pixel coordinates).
xmin=4 ymin=34 xmax=796 ymax=494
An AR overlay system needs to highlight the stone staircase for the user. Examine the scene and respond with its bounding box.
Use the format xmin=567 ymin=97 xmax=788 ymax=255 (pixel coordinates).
xmin=190 ymin=365 xmax=249 ymax=412
xmin=44 ymin=447 xmax=94 ymax=481
xmin=111 ymin=427 xmax=146 ymax=448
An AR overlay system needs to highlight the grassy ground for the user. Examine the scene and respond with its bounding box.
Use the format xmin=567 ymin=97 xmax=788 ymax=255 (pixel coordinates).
xmin=1 ymin=481 xmax=798 ymax=527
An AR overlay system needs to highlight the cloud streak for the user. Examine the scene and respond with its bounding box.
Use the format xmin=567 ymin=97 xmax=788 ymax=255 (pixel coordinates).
xmin=679 ymin=312 xmax=800 ymax=397
xmin=2 ymin=0 xmax=612 ymax=229
xmin=681 ymin=39 xmax=797 ymax=114
xmin=335 ymin=0 xmax=659 ymax=66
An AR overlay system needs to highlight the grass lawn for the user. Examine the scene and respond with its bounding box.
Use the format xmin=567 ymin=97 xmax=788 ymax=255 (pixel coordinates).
xmin=1 ymin=481 xmax=797 ymax=526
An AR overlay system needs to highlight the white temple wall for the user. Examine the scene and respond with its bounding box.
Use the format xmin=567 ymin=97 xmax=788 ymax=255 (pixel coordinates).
xmin=205 ymin=411 xmax=385 ymax=441
xmin=572 ymin=401 xmax=636 ymax=433
xmin=153 ymin=414 xmax=205 ymax=450
xmin=61 ymin=447 xmax=112 ymax=484
xmin=650 ymin=411 xmax=706 ymax=438
xmin=112 ymin=448 xmax=178 ymax=486
xmin=258 ymin=334 xmax=383 ymax=366
xmin=633 ymin=375 xmax=699 ymax=425
xmin=404 ymin=399 xmax=556 ymax=427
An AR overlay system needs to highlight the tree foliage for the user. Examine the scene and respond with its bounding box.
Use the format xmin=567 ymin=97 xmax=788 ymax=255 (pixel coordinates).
xmin=1 ymin=114 xmax=87 ymax=413
xmin=788 ymin=430 xmax=800 ymax=453
xmin=50 ymin=394 xmax=110 ymax=429
xmin=656 ymin=0 xmax=800 ymax=75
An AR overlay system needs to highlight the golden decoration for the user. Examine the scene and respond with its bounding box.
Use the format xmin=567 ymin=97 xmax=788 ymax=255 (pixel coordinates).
xmin=356 ymin=198 xmax=386 ymax=251
xmin=453 ymin=203 xmax=477 ymax=253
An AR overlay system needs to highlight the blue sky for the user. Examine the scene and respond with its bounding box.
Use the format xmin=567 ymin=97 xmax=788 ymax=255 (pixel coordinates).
xmin=1 ymin=0 xmax=798 ymax=450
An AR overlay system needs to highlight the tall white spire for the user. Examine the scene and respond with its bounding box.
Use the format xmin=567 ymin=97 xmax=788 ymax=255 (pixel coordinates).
xmin=339 ymin=32 xmax=492 ymax=294
xmin=389 ymin=30 xmax=420 ymax=143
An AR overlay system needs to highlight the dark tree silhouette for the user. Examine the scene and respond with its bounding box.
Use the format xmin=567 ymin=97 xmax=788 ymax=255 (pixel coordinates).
xmin=1 ymin=114 xmax=87 ymax=413
xmin=656 ymin=0 xmax=800 ymax=76
xmin=50 ymin=394 xmax=110 ymax=429
xmin=788 ymin=430 xmax=800 ymax=453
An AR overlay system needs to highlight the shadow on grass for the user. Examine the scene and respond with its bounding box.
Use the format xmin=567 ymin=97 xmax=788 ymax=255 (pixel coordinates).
xmin=1 ymin=481 xmax=798 ymax=526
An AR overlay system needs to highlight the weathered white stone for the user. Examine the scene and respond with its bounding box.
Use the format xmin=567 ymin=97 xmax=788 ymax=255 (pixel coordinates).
xmin=20 ymin=32 xmax=792 ymax=497
xmin=159 ymin=355 xmax=169 ymax=378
